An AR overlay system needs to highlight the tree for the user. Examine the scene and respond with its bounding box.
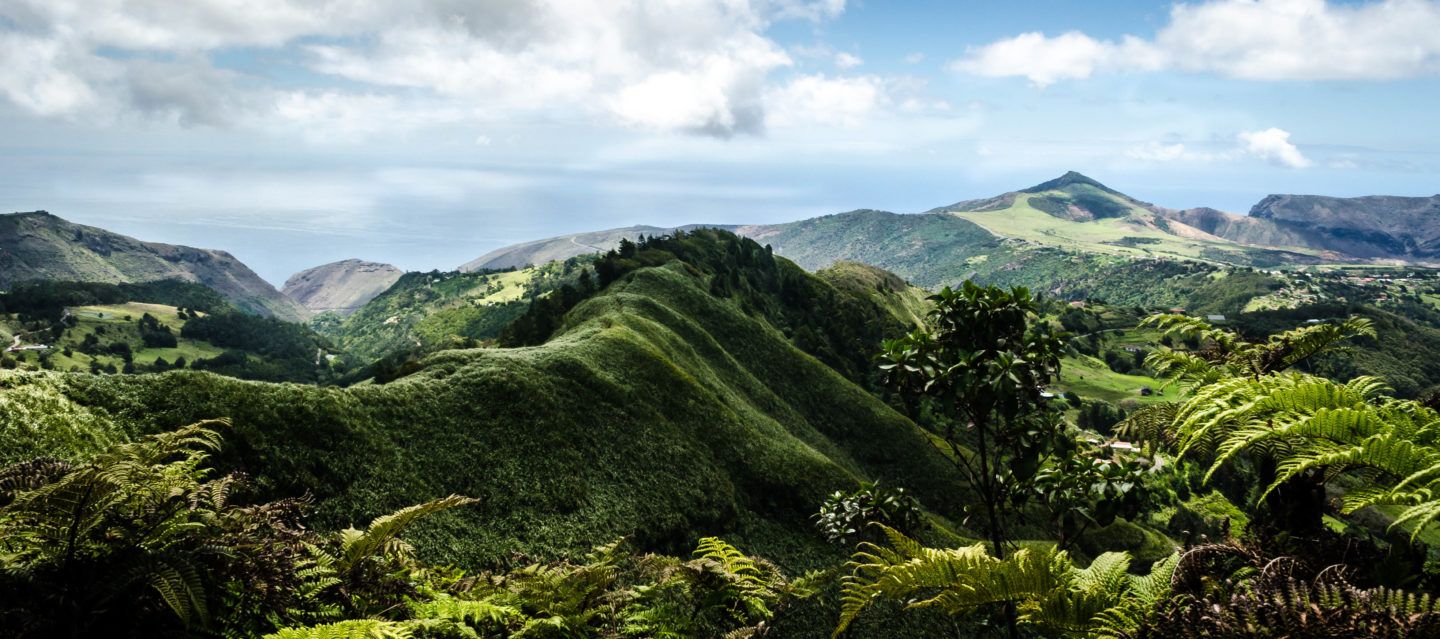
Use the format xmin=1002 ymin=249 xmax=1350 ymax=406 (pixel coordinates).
xmin=878 ymin=282 xmax=1073 ymax=637
xmin=879 ymin=283 xmax=1067 ymax=556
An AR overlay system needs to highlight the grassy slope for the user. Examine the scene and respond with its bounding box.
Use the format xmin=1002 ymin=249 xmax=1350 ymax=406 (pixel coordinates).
xmin=0 ymin=263 xmax=967 ymax=572
xmin=815 ymin=261 xmax=931 ymax=327
xmin=2 ymin=302 xmax=228 ymax=372
xmin=942 ymin=180 xmax=1324 ymax=267
xmin=952 ymin=190 xmax=1222 ymax=260
xmin=321 ymin=265 xmax=563 ymax=361
xmin=1058 ymin=354 xmax=1177 ymax=406
xmin=0 ymin=255 xmax=1193 ymax=637
xmin=739 ymin=208 xmax=1287 ymax=313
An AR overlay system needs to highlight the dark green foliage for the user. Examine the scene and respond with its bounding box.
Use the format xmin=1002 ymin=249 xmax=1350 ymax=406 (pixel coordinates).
xmin=814 ymin=482 xmax=924 ymax=547
xmin=1108 ymin=236 xmax=1164 ymax=248
xmin=1077 ymin=399 xmax=1125 ymax=434
xmin=879 ymin=283 xmax=1071 ymax=557
xmin=1233 ymin=302 xmax=1440 ymax=398
xmin=1027 ymin=195 xmax=1071 ymax=217
xmin=139 ymin=312 xmax=178 ymax=348
xmin=1182 ymin=269 xmax=1283 ymax=316
xmin=1 ymin=279 xmax=233 ymax=322
xmin=180 ymin=313 xmax=328 ymax=382
xmin=1035 ymin=445 xmax=1152 ymax=552
xmin=182 ymin=313 xmax=318 ymax=360
xmin=319 ymin=266 xmax=547 ymax=366
xmin=1070 ymin=192 xmax=1131 ymax=219
xmin=503 ymin=228 xmax=921 ymax=385
xmin=0 ymin=421 xmax=322 ymax=637
xmin=1014 ymin=189 xmax=1130 ymax=220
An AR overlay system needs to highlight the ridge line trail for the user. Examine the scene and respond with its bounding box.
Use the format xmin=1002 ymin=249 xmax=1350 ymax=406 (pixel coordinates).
xmin=571 ymin=236 xmax=609 ymax=252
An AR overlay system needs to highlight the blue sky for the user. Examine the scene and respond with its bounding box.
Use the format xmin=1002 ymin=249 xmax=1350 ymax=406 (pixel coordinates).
xmin=2 ymin=0 xmax=1438 ymax=284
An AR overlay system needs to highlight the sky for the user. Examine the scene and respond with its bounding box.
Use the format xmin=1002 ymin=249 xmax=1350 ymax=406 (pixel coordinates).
xmin=3 ymin=0 xmax=1439 ymax=284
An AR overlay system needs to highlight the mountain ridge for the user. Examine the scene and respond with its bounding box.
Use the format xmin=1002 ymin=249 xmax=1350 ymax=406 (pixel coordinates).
xmin=0 ymin=211 xmax=308 ymax=321
xmin=463 ymin=171 xmax=1440 ymax=274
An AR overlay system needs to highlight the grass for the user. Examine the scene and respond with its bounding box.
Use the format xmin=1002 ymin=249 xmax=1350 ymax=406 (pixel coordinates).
xmin=2 ymin=301 xmax=232 ymax=373
xmin=71 ymin=302 xmax=198 ymax=328
xmin=950 ymin=192 xmax=1230 ymax=261
xmin=323 ymin=264 xmax=565 ymax=361
xmin=1058 ymin=354 xmax=1176 ymax=405
xmin=815 ymin=261 xmax=931 ymax=327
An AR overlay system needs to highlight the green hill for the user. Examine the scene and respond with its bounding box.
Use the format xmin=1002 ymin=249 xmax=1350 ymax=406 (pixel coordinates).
xmin=0 ymin=236 xmax=969 ymax=579
xmin=931 ymin=171 xmax=1324 ymax=267
xmin=815 ymin=261 xmax=931 ymax=328
xmin=0 ymin=280 xmax=335 ymax=383
xmin=314 ymin=262 xmax=574 ymax=364
xmin=454 ymin=174 xmax=1317 ymax=313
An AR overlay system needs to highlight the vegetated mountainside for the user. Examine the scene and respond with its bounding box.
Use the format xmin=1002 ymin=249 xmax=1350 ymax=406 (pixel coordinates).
xmin=929 ymin=171 xmax=1325 ymax=267
xmin=736 ymin=208 xmax=1286 ymax=314
xmin=281 ymin=259 xmax=403 ymax=316
xmin=315 ymin=262 xmax=572 ymax=364
xmin=0 ymin=244 xmax=971 ymax=601
xmin=815 ymin=261 xmax=932 ymax=328
xmin=0 ymin=280 xmax=336 ymax=383
xmin=735 ymin=208 xmax=1000 ymax=280
xmin=1245 ymin=193 xmax=1440 ymax=260
xmin=461 ymin=223 xmax=737 ymax=271
xmin=1228 ymin=300 xmax=1440 ymax=399
xmin=455 ymin=173 xmax=1328 ymax=315
xmin=0 ymin=211 xmax=307 ymax=321
xmin=1158 ymin=207 xmax=1318 ymax=252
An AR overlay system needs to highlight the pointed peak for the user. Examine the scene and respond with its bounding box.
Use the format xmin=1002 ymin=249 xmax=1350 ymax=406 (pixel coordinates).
xmin=1020 ymin=171 xmax=1112 ymax=194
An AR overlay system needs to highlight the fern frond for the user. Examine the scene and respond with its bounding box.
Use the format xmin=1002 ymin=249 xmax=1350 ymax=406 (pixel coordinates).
xmin=265 ymin=619 xmax=415 ymax=639
xmin=338 ymin=495 xmax=478 ymax=573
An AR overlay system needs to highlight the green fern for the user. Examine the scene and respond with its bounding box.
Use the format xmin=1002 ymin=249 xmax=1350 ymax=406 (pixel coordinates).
xmin=336 ymin=494 xmax=480 ymax=575
xmin=832 ymin=524 xmax=1175 ymax=637
xmin=265 ymin=619 xmax=417 ymax=639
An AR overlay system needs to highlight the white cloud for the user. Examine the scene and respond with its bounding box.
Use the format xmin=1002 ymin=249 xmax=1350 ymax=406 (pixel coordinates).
xmin=903 ymin=52 xmax=925 ymax=64
xmin=1123 ymin=129 xmax=1312 ymax=167
xmin=765 ymin=74 xmax=884 ymax=127
xmin=0 ymin=32 xmax=100 ymax=117
xmin=949 ymin=31 xmax=1160 ymax=87
xmin=1238 ymin=127 xmax=1312 ymax=168
xmin=834 ymin=52 xmax=863 ymax=69
xmin=0 ymin=0 xmax=863 ymax=137
xmin=950 ymin=0 xmax=1440 ymax=84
